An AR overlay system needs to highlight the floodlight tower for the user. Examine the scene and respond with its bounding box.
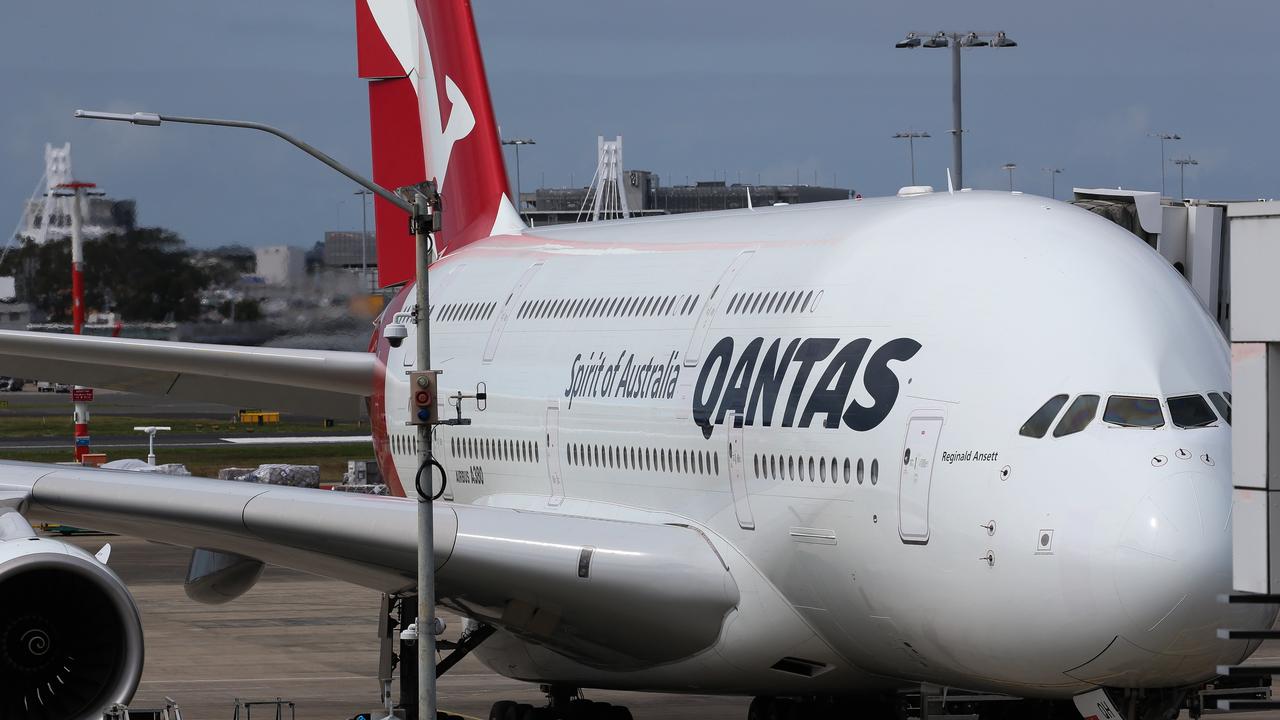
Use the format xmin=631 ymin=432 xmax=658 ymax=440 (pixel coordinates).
xmin=1001 ymin=162 xmax=1017 ymax=191
xmin=1042 ymin=167 xmax=1064 ymax=199
xmin=1173 ymin=156 xmax=1198 ymax=200
xmin=893 ymin=131 xmax=930 ymax=185
xmin=894 ymin=30 xmax=1018 ymax=189
xmin=501 ymin=138 xmax=536 ymax=209
xmin=1148 ymin=132 xmax=1181 ymax=197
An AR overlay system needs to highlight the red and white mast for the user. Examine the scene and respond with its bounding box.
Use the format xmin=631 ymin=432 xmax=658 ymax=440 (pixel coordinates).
xmin=55 ymin=180 xmax=95 ymax=462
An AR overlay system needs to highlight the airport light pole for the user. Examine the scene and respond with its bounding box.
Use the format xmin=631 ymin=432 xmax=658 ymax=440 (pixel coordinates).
xmin=894 ymin=30 xmax=1017 ymax=190
xmin=1173 ymin=156 xmax=1198 ymax=201
xmin=354 ymin=189 xmax=373 ymax=292
xmin=1042 ymin=166 xmax=1064 ymax=199
xmin=1147 ymin=132 xmax=1181 ymax=197
xmin=501 ymin=138 xmax=535 ymax=209
xmin=892 ymin=131 xmax=930 ymax=185
xmin=75 ymin=108 xmax=439 ymax=720
xmin=1002 ymin=162 xmax=1016 ymax=191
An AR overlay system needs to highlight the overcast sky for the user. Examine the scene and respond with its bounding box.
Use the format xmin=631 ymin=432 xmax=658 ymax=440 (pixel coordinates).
xmin=3 ymin=1 xmax=1279 ymax=249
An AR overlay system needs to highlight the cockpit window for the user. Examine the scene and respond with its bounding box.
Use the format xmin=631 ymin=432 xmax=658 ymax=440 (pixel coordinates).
xmin=1053 ymin=394 xmax=1099 ymax=437
xmin=1167 ymin=394 xmax=1218 ymax=428
xmin=1224 ymin=391 xmax=1232 ymax=404
xmin=1208 ymin=392 xmax=1232 ymax=425
xmin=1103 ymin=396 xmax=1165 ymax=428
xmin=1020 ymin=394 xmax=1069 ymax=438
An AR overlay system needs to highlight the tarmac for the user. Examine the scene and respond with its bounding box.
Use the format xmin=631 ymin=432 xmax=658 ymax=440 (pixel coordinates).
xmin=69 ymin=535 xmax=749 ymax=720
xmin=64 ymin=535 xmax=1280 ymax=720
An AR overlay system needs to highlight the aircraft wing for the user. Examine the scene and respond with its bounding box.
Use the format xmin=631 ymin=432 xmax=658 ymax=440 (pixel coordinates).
xmin=0 ymin=460 xmax=738 ymax=669
xmin=0 ymin=330 xmax=374 ymax=418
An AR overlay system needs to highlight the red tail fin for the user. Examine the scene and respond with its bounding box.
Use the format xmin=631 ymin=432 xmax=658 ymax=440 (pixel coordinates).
xmin=356 ymin=0 xmax=522 ymax=287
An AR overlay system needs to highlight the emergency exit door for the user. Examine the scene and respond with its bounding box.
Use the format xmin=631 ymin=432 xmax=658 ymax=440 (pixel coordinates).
xmin=546 ymin=403 xmax=564 ymax=507
xmin=727 ymin=412 xmax=755 ymax=530
xmin=898 ymin=412 xmax=943 ymax=544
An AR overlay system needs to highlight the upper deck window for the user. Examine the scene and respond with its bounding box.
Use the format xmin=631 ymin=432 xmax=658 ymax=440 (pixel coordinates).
xmin=1103 ymin=396 xmax=1165 ymax=428
xmin=1208 ymin=392 xmax=1232 ymax=425
xmin=1167 ymin=394 xmax=1218 ymax=428
xmin=1020 ymin=394 xmax=1069 ymax=438
xmin=1053 ymin=394 xmax=1100 ymax=437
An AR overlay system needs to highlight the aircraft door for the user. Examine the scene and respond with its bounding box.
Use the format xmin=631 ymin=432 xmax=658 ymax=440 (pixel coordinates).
xmin=546 ymin=403 xmax=565 ymax=507
xmin=727 ymin=411 xmax=755 ymax=530
xmin=484 ymin=262 xmax=543 ymax=363
xmin=898 ymin=412 xmax=943 ymax=544
xmin=683 ymin=250 xmax=754 ymax=367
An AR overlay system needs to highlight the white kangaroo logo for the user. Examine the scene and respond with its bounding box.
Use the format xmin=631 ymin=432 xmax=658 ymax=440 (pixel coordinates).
xmin=413 ymin=21 xmax=474 ymax=193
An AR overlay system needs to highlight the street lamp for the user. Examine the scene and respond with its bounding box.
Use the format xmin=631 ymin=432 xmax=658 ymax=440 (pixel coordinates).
xmin=354 ymin=189 xmax=373 ymax=292
xmin=1001 ymin=162 xmax=1017 ymax=191
xmin=1147 ymin=132 xmax=1181 ymax=197
xmin=894 ymin=30 xmax=1017 ymax=189
xmin=77 ymin=108 xmax=440 ymax=720
xmin=1173 ymin=156 xmax=1199 ymax=200
xmin=892 ymin=131 xmax=930 ymax=185
xmin=1042 ymin=167 xmax=1064 ymax=199
xmin=501 ymin=138 xmax=535 ymax=210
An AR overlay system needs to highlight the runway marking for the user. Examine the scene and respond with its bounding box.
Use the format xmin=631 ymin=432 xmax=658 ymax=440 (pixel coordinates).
xmin=221 ymin=435 xmax=372 ymax=445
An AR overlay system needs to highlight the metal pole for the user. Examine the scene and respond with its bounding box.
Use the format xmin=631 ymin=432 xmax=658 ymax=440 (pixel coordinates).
xmin=514 ymin=145 xmax=522 ymax=209
xmin=1160 ymin=137 xmax=1167 ymax=197
xmin=908 ymin=136 xmax=917 ymax=185
xmin=950 ymin=36 xmax=963 ymax=189
xmin=413 ymin=191 xmax=437 ymax=720
xmin=355 ymin=189 xmax=371 ymax=292
xmin=74 ymin=110 xmax=414 ymax=215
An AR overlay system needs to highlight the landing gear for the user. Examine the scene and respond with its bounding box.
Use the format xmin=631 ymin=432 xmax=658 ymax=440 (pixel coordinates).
xmin=487 ymin=686 xmax=633 ymax=720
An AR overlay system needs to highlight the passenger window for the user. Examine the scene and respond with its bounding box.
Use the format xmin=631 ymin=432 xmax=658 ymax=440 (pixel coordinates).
xmin=1053 ymin=395 xmax=1100 ymax=438
xmin=1019 ymin=394 xmax=1069 ymax=438
xmin=1167 ymin=394 xmax=1217 ymax=429
xmin=1208 ymin=392 xmax=1231 ymax=425
xmin=1103 ymin=396 xmax=1165 ymax=428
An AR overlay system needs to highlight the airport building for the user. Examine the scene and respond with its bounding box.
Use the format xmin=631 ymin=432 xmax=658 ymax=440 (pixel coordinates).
xmin=520 ymin=171 xmax=852 ymax=226
xmin=254 ymin=245 xmax=307 ymax=285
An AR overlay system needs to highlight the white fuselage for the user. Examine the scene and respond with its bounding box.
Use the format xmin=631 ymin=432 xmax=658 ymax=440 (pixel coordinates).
xmin=377 ymin=191 xmax=1273 ymax=698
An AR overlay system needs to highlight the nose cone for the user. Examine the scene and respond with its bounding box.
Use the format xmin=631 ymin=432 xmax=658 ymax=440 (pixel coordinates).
xmin=1105 ymin=470 xmax=1273 ymax=681
xmin=1114 ymin=472 xmax=1220 ymax=649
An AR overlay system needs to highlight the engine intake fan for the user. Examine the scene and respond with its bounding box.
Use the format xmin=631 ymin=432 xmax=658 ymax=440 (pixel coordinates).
xmin=0 ymin=546 xmax=143 ymax=720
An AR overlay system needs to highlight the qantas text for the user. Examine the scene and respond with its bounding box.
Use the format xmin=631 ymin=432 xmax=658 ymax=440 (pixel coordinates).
xmin=693 ymin=336 xmax=922 ymax=437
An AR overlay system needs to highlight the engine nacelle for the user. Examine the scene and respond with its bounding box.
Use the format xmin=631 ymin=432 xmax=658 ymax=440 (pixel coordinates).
xmin=0 ymin=532 xmax=144 ymax=720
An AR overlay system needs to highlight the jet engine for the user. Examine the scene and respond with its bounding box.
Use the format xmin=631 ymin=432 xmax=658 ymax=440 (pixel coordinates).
xmin=0 ymin=533 xmax=143 ymax=720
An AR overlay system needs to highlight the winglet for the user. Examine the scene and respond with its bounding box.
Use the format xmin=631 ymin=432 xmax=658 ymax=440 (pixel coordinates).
xmin=946 ymin=169 xmax=955 ymax=195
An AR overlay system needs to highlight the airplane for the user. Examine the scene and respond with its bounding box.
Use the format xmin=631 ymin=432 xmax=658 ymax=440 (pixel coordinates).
xmin=0 ymin=2 xmax=1271 ymax=719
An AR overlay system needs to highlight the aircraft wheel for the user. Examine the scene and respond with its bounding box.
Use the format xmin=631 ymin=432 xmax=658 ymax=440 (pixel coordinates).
xmin=490 ymin=701 xmax=516 ymax=720
xmin=747 ymin=696 xmax=772 ymax=720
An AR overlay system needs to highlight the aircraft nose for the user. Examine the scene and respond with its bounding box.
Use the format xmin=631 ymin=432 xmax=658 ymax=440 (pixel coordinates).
xmin=1113 ymin=471 xmax=1214 ymax=645
xmin=1111 ymin=468 xmax=1265 ymax=660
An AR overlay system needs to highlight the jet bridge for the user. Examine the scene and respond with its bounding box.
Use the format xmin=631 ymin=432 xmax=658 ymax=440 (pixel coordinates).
xmin=1073 ymin=189 xmax=1280 ymax=712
